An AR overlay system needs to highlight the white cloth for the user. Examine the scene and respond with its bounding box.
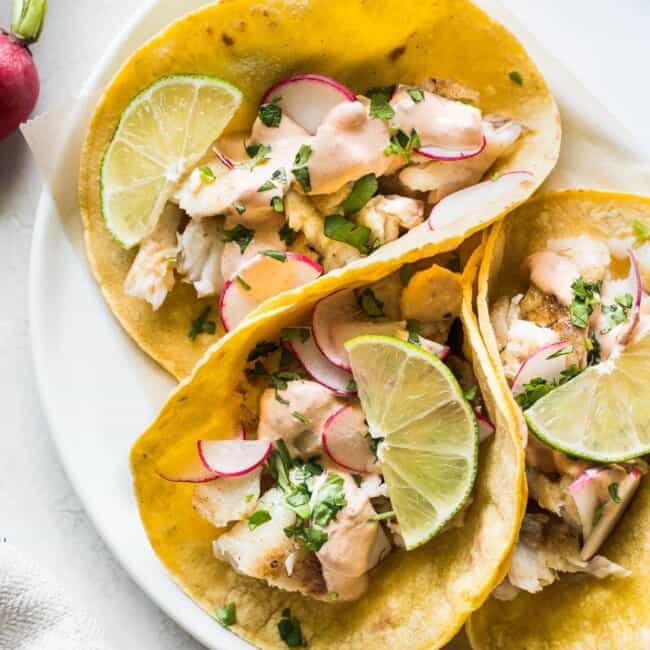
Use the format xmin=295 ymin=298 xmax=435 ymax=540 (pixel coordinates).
xmin=0 ymin=543 xmax=112 ymax=650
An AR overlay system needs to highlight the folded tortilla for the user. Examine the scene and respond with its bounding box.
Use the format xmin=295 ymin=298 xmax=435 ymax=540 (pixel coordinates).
xmin=467 ymin=190 xmax=650 ymax=649
xmin=130 ymin=245 xmax=527 ymax=649
xmin=80 ymin=0 xmax=560 ymax=379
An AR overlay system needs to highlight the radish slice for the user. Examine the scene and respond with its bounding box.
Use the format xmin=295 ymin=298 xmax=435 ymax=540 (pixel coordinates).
xmin=215 ymin=150 xmax=235 ymax=170
xmin=288 ymin=327 xmax=355 ymax=396
xmin=570 ymin=467 xmax=643 ymax=560
xmin=511 ymin=340 xmax=571 ymax=396
xmin=475 ymin=409 xmax=495 ymax=442
xmin=260 ymin=74 xmax=356 ymax=134
xmin=415 ymin=134 xmax=486 ymax=161
xmin=198 ymin=439 xmax=272 ymax=477
xmin=312 ymin=290 xmax=403 ymax=371
xmin=220 ymin=252 xmax=322 ymax=331
xmin=416 ymin=336 xmax=451 ymax=361
xmin=321 ymin=405 xmax=379 ymax=473
xmin=428 ymin=170 xmax=534 ymax=231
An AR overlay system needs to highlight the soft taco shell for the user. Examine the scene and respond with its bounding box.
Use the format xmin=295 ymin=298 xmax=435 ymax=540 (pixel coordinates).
xmin=80 ymin=0 xmax=560 ymax=380
xmin=467 ymin=190 xmax=650 ymax=649
xmin=130 ymin=248 xmax=526 ymax=649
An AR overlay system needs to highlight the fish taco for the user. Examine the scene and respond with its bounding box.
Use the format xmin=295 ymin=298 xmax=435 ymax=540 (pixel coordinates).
xmin=80 ymin=0 xmax=560 ymax=379
xmin=467 ymin=190 xmax=650 ymax=648
xmin=131 ymin=247 xmax=526 ymax=648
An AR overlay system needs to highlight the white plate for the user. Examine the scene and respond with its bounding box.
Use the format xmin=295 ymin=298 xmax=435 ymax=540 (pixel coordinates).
xmin=29 ymin=1 xmax=252 ymax=648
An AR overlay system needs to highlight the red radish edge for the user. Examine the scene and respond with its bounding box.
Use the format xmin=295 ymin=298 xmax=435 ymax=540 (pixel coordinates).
xmin=311 ymin=290 xmax=358 ymax=371
xmin=427 ymin=170 xmax=534 ymax=231
xmin=475 ymin=409 xmax=495 ymax=442
xmin=568 ymin=468 xmax=602 ymax=494
xmin=511 ymin=340 xmax=570 ymax=396
xmin=288 ymin=330 xmax=355 ymax=396
xmin=415 ymin=134 xmax=487 ymax=161
xmin=260 ymin=73 xmax=356 ymax=104
xmin=321 ymin=405 xmax=375 ymax=473
xmin=197 ymin=439 xmax=272 ymax=477
xmin=155 ymin=464 xmax=219 ymax=484
xmin=219 ymin=252 xmax=323 ymax=331
xmin=215 ymin=150 xmax=234 ymax=169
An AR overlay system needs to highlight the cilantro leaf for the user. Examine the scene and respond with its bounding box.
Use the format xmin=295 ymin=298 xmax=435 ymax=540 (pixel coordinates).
xmin=292 ymin=165 xmax=311 ymax=193
xmin=546 ymin=345 xmax=574 ymax=359
xmin=600 ymin=293 xmax=633 ymax=333
xmin=259 ymin=100 xmax=282 ymax=128
xmin=215 ymin=602 xmax=237 ymax=627
xmin=294 ymin=144 xmax=313 ymax=166
xmin=261 ymin=249 xmax=288 ymax=262
xmin=258 ymin=179 xmax=275 ymax=192
xmin=368 ymin=88 xmax=395 ymax=120
xmin=237 ymin=143 xmax=272 ymax=170
xmin=341 ymin=173 xmax=379 ymax=215
xmin=400 ymin=264 xmax=416 ymax=286
xmin=408 ymin=88 xmax=425 ymax=103
xmin=236 ymin=275 xmax=251 ymax=291
xmin=271 ymin=196 xmax=285 ymax=213
xmin=233 ymin=200 xmax=246 ymax=215
xmin=609 ymin=482 xmax=622 ymax=504
xmin=515 ymin=377 xmax=556 ymax=410
xmin=406 ymin=318 xmax=421 ymax=344
xmin=323 ymin=214 xmax=371 ymax=253
xmin=198 ymin=165 xmax=216 ymax=183
xmin=384 ymin=128 xmax=421 ymax=161
xmin=188 ymin=306 xmax=216 ymax=340
xmin=569 ymin=277 xmax=601 ymax=328
xmin=247 ymin=340 xmax=279 ymax=362
xmin=346 ymin=379 xmax=357 ymax=392
xmin=281 ymin=327 xmax=310 ymax=343
xmin=292 ymin=411 xmax=310 ymax=425
xmin=278 ymin=609 xmax=307 ymax=647
xmin=463 ymin=385 xmax=478 ymax=402
xmin=358 ymin=288 xmax=384 ymax=317
xmin=246 ymin=509 xmax=272 ymax=530
xmin=223 ymin=224 xmax=255 ymax=254
xmin=311 ymin=473 xmax=347 ymax=528
xmin=279 ymin=221 xmax=297 ymax=246
xmin=509 ymin=70 xmax=523 ymax=86
xmin=633 ymin=219 xmax=650 ymax=242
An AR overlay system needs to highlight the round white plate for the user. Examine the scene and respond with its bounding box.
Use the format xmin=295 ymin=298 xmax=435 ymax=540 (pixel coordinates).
xmin=29 ymin=1 xmax=252 ymax=648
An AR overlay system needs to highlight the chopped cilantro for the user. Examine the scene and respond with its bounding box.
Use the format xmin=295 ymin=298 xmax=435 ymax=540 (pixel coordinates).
xmin=294 ymin=144 xmax=313 ymax=166
xmin=600 ymin=293 xmax=633 ymax=333
xmin=341 ymin=173 xmax=379 ymax=215
xmin=278 ymin=609 xmax=307 ymax=647
xmin=271 ymin=196 xmax=285 ymax=213
xmin=608 ymin=482 xmax=622 ymax=504
xmin=245 ymin=494 xmax=255 ymax=503
xmin=463 ymin=385 xmax=478 ymax=402
xmin=223 ymin=224 xmax=255 ymax=254
xmin=198 ymin=165 xmax=216 ymax=183
xmin=270 ymin=370 xmax=302 ymax=403
xmin=408 ymin=88 xmax=425 ymax=103
xmin=292 ymin=165 xmax=311 ymax=193
xmin=279 ymin=221 xmax=297 ymax=246
xmin=285 ymin=487 xmax=312 ymax=520
xmin=569 ymin=277 xmax=601 ymax=328
xmin=384 ymin=128 xmax=421 ymax=161
xmin=215 ymin=602 xmax=237 ymax=627
xmin=247 ymin=509 xmax=272 ymax=530
xmin=247 ymin=340 xmax=279 ymax=362
xmin=546 ymin=345 xmax=574 ymax=359
xmin=368 ymin=510 xmax=395 ymax=522
xmin=509 ymin=70 xmax=523 ymax=86
xmin=261 ymin=249 xmax=288 ymax=262
xmin=301 ymin=526 xmax=328 ymax=551
xmin=281 ymin=327 xmax=310 ymax=343
xmin=233 ymin=200 xmax=246 ymax=215
xmin=236 ymin=275 xmax=251 ymax=291
xmin=292 ymin=411 xmax=310 ymax=425
xmin=311 ymin=473 xmax=347 ymax=527
xmin=345 ymin=379 xmax=357 ymax=392
xmin=515 ymin=377 xmax=556 ymax=410
xmin=272 ymin=167 xmax=288 ymax=184
xmin=368 ymin=88 xmax=396 ymax=120
xmin=237 ymin=143 xmax=272 ymax=170
xmin=406 ymin=318 xmax=421 ymax=344
xmin=279 ymin=346 xmax=296 ymax=369
xmin=258 ymin=179 xmax=276 ymax=192
xmin=358 ymin=288 xmax=384 ymax=317
xmin=592 ymin=502 xmax=605 ymax=529
xmin=633 ymin=219 xmax=650 ymax=242
xmin=559 ymin=364 xmax=581 ymax=384
xmin=586 ymin=334 xmax=601 ymax=366
xmin=259 ymin=99 xmax=282 ymax=128
xmin=323 ymin=214 xmax=371 ymax=253
xmin=400 ymin=264 xmax=416 ymax=286
xmin=188 ymin=306 xmax=216 ymax=340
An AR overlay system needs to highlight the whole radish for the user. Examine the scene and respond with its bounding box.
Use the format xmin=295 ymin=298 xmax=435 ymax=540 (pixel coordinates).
xmin=0 ymin=0 xmax=47 ymax=140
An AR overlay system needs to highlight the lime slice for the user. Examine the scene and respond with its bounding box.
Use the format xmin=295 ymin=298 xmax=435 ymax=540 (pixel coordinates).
xmin=345 ymin=335 xmax=478 ymax=550
xmin=100 ymin=74 xmax=242 ymax=248
xmin=526 ymin=333 xmax=650 ymax=462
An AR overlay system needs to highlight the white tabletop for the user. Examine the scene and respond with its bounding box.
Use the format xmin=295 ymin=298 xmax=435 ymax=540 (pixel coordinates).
xmin=1 ymin=2 xmax=648 ymax=648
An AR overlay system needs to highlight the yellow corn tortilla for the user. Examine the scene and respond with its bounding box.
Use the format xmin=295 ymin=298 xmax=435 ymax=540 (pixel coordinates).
xmin=467 ymin=190 xmax=650 ymax=649
xmin=131 ymin=247 xmax=526 ymax=649
xmin=80 ymin=0 xmax=560 ymax=380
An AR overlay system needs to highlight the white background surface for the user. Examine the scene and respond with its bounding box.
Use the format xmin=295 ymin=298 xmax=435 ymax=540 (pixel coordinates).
xmin=1 ymin=2 xmax=649 ymax=649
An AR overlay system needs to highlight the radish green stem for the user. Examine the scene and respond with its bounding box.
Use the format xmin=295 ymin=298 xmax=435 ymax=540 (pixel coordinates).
xmin=11 ymin=0 xmax=47 ymax=45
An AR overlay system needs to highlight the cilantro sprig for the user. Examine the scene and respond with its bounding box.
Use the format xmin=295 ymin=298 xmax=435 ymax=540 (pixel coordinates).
xmin=569 ymin=277 xmax=601 ymax=328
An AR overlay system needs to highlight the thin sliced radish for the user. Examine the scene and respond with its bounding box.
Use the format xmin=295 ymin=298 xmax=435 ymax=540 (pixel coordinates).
xmin=428 ymin=170 xmax=534 ymax=231
xmin=215 ymin=150 xmax=234 ymax=169
xmin=220 ymin=252 xmax=322 ymax=331
xmin=198 ymin=439 xmax=272 ymax=477
xmin=416 ymin=336 xmax=451 ymax=361
xmin=312 ymin=290 xmax=402 ymax=371
xmin=511 ymin=340 xmax=571 ymax=396
xmin=415 ymin=134 xmax=486 ymax=161
xmin=288 ymin=327 xmax=355 ymax=395
xmin=260 ymin=74 xmax=356 ymax=134
xmin=475 ymin=409 xmax=495 ymax=442
xmin=321 ymin=405 xmax=379 ymax=473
